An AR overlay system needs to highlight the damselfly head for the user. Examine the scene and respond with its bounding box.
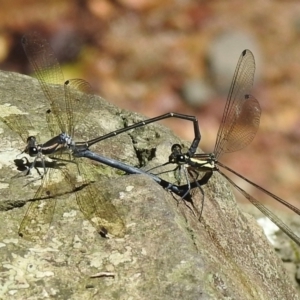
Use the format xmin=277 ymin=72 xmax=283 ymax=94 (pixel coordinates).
xmin=168 ymin=144 xmax=187 ymax=165
xmin=171 ymin=144 xmax=182 ymax=154
xmin=26 ymin=136 xmax=37 ymax=144
xmin=25 ymin=136 xmax=40 ymax=156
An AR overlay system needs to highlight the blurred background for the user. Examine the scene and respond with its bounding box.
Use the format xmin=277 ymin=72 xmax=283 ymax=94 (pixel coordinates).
xmin=1 ymin=0 xmax=300 ymax=212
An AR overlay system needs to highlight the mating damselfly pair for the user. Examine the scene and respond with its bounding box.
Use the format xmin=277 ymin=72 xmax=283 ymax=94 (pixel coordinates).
xmin=1 ymin=33 xmax=300 ymax=246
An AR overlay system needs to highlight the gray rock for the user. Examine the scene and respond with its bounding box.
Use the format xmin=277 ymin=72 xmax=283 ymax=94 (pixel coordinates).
xmin=0 ymin=71 xmax=298 ymax=299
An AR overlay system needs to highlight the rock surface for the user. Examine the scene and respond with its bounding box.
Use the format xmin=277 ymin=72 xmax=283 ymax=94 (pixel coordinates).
xmin=0 ymin=70 xmax=299 ymax=299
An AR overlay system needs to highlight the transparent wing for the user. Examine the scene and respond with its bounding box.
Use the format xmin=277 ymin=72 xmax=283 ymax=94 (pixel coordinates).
xmin=218 ymin=166 xmax=300 ymax=246
xmin=45 ymin=108 xmax=60 ymax=138
xmin=22 ymin=33 xmax=96 ymax=139
xmin=75 ymin=159 xmax=126 ymax=237
xmin=18 ymin=168 xmax=58 ymax=241
xmin=22 ymin=32 xmax=66 ymax=134
xmin=64 ymin=79 xmax=96 ymax=137
xmin=214 ymin=49 xmax=257 ymax=159
xmin=214 ymin=94 xmax=261 ymax=156
xmin=0 ymin=113 xmax=35 ymax=143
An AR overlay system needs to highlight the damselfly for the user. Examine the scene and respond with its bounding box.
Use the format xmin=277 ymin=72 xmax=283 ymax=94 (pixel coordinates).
xmin=1 ymin=32 xmax=128 ymax=241
xmin=113 ymin=49 xmax=300 ymax=245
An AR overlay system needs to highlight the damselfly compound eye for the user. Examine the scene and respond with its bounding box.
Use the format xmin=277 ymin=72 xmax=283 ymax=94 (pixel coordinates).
xmin=28 ymin=147 xmax=38 ymax=156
